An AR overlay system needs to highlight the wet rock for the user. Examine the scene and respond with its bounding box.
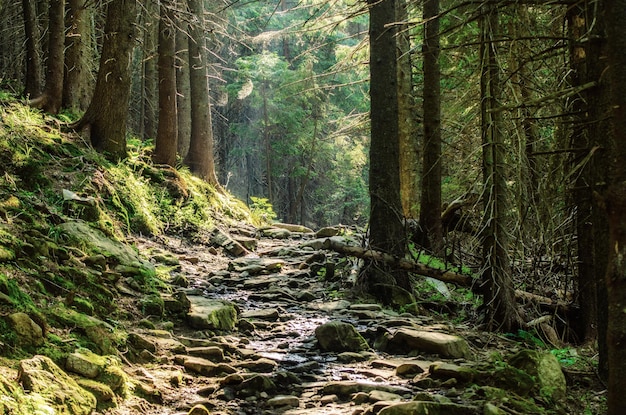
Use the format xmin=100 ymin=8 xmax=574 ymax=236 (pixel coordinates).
xmin=249 ymin=288 xmax=297 ymax=303
xmin=18 ymin=355 xmax=97 ymax=415
xmin=267 ymin=394 xmax=300 ymax=408
xmin=350 ymin=303 xmax=383 ymax=312
xmin=186 ymin=296 xmax=238 ymax=331
xmin=238 ymin=374 xmax=276 ymax=396
xmin=385 ymin=328 xmax=470 ymax=358
xmin=315 ymin=321 xmax=369 ymax=352
xmin=508 ymin=349 xmax=566 ymax=400
xmin=338 ymin=351 xmax=371 ymax=363
xmin=377 ymin=401 xmax=479 ymax=415
xmin=9 ymin=312 xmax=44 ymax=346
xmin=308 ymin=299 xmax=351 ymax=312
xmin=240 ymin=308 xmax=280 ymax=321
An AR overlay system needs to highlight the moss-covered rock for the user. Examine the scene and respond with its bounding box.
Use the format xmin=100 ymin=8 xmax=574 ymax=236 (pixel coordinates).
xmin=315 ymin=321 xmax=369 ymax=352
xmin=9 ymin=312 xmax=44 ymax=347
xmin=186 ymin=296 xmax=238 ymax=331
xmin=18 ymin=355 xmax=97 ymax=415
xmin=509 ymin=349 xmax=566 ymax=401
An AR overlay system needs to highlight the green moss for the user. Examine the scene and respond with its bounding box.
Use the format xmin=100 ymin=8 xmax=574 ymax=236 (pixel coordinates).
xmin=0 ymin=273 xmax=36 ymax=312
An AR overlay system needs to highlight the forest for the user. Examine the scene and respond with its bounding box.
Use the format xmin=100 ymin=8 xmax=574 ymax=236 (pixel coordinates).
xmin=0 ymin=0 xmax=625 ymax=414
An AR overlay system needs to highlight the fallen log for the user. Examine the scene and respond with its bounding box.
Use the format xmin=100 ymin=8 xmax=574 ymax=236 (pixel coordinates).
xmin=514 ymin=289 xmax=572 ymax=313
xmin=321 ymin=238 xmax=473 ymax=287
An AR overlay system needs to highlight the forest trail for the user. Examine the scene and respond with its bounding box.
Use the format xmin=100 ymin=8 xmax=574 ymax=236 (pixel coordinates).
xmin=109 ymin=225 xmax=577 ymax=415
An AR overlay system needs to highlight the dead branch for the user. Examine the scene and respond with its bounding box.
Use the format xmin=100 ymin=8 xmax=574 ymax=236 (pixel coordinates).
xmin=322 ymin=238 xmax=473 ymax=287
xmin=514 ymin=289 xmax=571 ymax=313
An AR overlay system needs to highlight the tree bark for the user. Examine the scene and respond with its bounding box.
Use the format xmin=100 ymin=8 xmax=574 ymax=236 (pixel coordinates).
xmin=604 ymin=0 xmax=626 ymax=412
xmin=71 ymin=0 xmax=137 ymax=160
xmin=153 ymin=0 xmax=178 ymax=167
xmin=397 ymin=0 xmax=419 ymax=220
xmin=176 ymin=15 xmax=191 ymax=160
xmin=29 ymin=0 xmax=65 ymax=114
xmin=142 ymin=0 xmax=158 ymax=140
xmin=63 ymin=0 xmax=93 ymax=112
xmin=478 ymin=4 xmax=522 ymax=331
xmin=360 ymin=0 xmax=409 ymax=298
xmin=420 ymin=0 xmax=443 ymax=255
xmin=185 ymin=0 xmax=219 ymax=186
xmin=22 ymin=0 xmax=43 ymax=98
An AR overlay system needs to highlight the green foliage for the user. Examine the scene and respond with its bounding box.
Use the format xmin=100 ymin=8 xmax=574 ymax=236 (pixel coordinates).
xmin=505 ymin=329 xmax=547 ymax=349
xmin=0 ymin=273 xmax=35 ymax=312
xmin=249 ymin=196 xmax=277 ymax=222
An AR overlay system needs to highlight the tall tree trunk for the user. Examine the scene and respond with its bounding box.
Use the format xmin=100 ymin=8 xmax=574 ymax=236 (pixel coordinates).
xmin=29 ymin=0 xmax=65 ymax=114
xmin=360 ymin=0 xmax=409 ymax=299
xmin=72 ymin=0 xmax=137 ymax=160
xmin=479 ymin=4 xmax=521 ymax=331
xmin=63 ymin=0 xmax=93 ymax=112
xmin=22 ymin=0 xmax=43 ymax=98
xmin=142 ymin=0 xmax=158 ymax=140
xmin=397 ymin=0 xmax=419 ymax=220
xmin=176 ymin=17 xmax=191 ymax=160
xmin=603 ymin=0 xmax=626 ymax=412
xmin=420 ymin=0 xmax=443 ymax=255
xmin=153 ymin=0 xmax=178 ymax=166
xmin=185 ymin=0 xmax=219 ymax=186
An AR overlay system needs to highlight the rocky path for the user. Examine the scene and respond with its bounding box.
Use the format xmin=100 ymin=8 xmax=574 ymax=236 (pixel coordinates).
xmin=108 ymin=225 xmax=571 ymax=415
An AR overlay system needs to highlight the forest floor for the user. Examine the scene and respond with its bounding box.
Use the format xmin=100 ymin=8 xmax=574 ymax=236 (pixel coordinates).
xmin=99 ymin=226 xmax=606 ymax=415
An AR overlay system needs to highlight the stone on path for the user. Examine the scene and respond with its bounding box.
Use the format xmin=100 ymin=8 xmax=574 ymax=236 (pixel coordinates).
xmin=229 ymin=257 xmax=286 ymax=275
xmin=377 ymin=401 xmax=479 ymax=415
xmin=386 ymin=328 xmax=470 ymax=358
xmin=240 ymin=308 xmax=280 ymax=321
xmin=261 ymin=227 xmax=292 ymax=239
xmin=273 ymin=222 xmax=315 ymax=233
xmin=315 ymin=321 xmax=369 ymax=352
xmin=322 ymin=381 xmax=412 ymax=398
xmin=210 ymin=227 xmax=249 ymax=256
xmin=267 ymin=394 xmax=300 ymax=408
xmin=186 ymin=296 xmax=238 ymax=331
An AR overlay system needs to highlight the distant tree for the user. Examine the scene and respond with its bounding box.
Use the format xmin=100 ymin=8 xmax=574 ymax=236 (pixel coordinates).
xmin=360 ymin=0 xmax=409 ymax=299
xmin=478 ymin=3 xmax=521 ymax=331
xmin=21 ymin=0 xmax=42 ymax=98
xmin=176 ymin=13 xmax=191 ymax=160
xmin=62 ymin=0 xmax=93 ymax=112
xmin=185 ymin=0 xmax=219 ymax=185
xmin=397 ymin=0 xmax=419 ymax=220
xmin=153 ymin=0 xmax=178 ymax=166
xmin=604 ymin=0 xmax=626 ymax=412
xmin=141 ymin=1 xmax=158 ymax=140
xmin=29 ymin=0 xmax=64 ymax=114
xmin=419 ymin=0 xmax=443 ymax=255
xmin=72 ymin=0 xmax=138 ymax=160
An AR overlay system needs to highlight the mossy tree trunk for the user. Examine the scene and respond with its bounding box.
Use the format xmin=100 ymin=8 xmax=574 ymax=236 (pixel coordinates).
xmin=72 ymin=0 xmax=137 ymax=160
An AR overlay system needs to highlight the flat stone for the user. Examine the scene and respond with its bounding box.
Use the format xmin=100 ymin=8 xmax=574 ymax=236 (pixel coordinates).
xmin=386 ymin=328 xmax=470 ymax=358
xmin=261 ymin=227 xmax=292 ymax=239
xmin=396 ymin=362 xmax=425 ymax=377
xmin=66 ymin=349 xmax=106 ymax=378
xmin=236 ymin=358 xmax=278 ymax=373
xmin=210 ymin=228 xmax=249 ymax=256
xmin=273 ymin=223 xmax=314 ymax=233
xmin=267 ymin=395 xmax=300 ymax=408
xmin=377 ymin=401 xmax=479 ymax=415
xmin=349 ymin=303 xmax=383 ymax=312
xmin=369 ymin=390 xmax=403 ymax=402
xmin=240 ymin=308 xmax=280 ymax=321
xmin=186 ymin=346 xmax=225 ymax=362
xmin=315 ymin=321 xmax=369 ymax=352
xmin=176 ymin=355 xmax=236 ymax=376
xmin=243 ymin=276 xmax=280 ymax=289
xmin=429 ymin=362 xmax=476 ymax=382
xmin=322 ymin=381 xmax=412 ymax=397
xmin=229 ymin=258 xmax=286 ymax=275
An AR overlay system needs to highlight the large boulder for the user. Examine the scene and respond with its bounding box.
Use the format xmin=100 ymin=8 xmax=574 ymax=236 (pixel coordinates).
xmin=315 ymin=321 xmax=369 ymax=352
xmin=377 ymin=401 xmax=478 ymax=415
xmin=59 ymin=220 xmax=155 ymax=276
xmin=18 ymin=355 xmax=97 ymax=415
xmin=186 ymin=296 xmax=238 ymax=331
xmin=385 ymin=328 xmax=470 ymax=358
